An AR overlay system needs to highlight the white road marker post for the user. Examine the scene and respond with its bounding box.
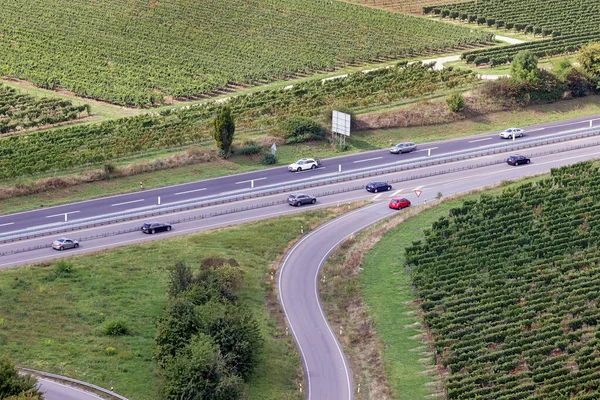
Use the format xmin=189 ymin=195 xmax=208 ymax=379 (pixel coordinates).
xmin=591 ymin=120 xmax=594 ymax=128
xmin=251 ymin=180 xmax=254 ymax=188
xmin=64 ymin=213 xmax=68 ymax=222
xmin=428 ymin=148 xmax=431 ymax=157
xmin=301 ymin=225 xmax=304 ymax=234
xmin=340 ymin=326 xmax=343 ymax=335
xmin=513 ymin=134 xmax=516 ymax=142
xmin=339 ymin=164 xmax=342 ymax=173
xmin=358 ymin=383 xmax=361 ymax=393
xmin=158 ymin=196 xmax=161 ymax=205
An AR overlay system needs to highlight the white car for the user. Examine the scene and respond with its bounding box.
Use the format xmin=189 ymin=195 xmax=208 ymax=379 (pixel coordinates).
xmin=499 ymin=128 xmax=524 ymax=139
xmin=287 ymin=158 xmax=321 ymax=172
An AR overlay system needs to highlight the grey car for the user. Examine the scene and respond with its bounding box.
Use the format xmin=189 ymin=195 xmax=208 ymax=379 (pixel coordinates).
xmin=288 ymin=193 xmax=317 ymax=206
xmin=389 ymin=142 xmax=417 ymax=154
xmin=52 ymin=238 xmax=79 ymax=251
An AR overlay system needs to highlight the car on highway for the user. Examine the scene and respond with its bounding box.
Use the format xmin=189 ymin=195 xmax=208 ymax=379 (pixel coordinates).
xmin=507 ymin=154 xmax=531 ymax=166
xmin=287 ymin=158 xmax=321 ymax=172
xmin=52 ymin=238 xmax=79 ymax=251
xmin=141 ymin=222 xmax=172 ymax=234
xmin=288 ymin=193 xmax=316 ymax=206
xmin=389 ymin=197 xmax=411 ymax=210
xmin=499 ymin=128 xmax=524 ymax=139
xmin=366 ymin=181 xmax=392 ymax=193
xmin=389 ymin=142 xmax=417 ymax=154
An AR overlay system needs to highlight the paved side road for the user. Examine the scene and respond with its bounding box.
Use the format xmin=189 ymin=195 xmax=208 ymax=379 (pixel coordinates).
xmin=279 ymin=203 xmax=395 ymax=400
xmin=37 ymin=378 xmax=105 ymax=400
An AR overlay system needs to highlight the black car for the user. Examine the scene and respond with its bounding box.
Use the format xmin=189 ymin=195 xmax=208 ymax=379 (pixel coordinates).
xmin=141 ymin=222 xmax=172 ymax=234
xmin=288 ymin=194 xmax=316 ymax=207
xmin=507 ymin=155 xmax=531 ymax=166
xmin=366 ymin=181 xmax=392 ymax=193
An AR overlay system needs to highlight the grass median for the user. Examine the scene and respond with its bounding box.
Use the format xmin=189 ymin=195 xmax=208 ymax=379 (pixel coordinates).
xmin=0 ymin=207 xmax=361 ymax=400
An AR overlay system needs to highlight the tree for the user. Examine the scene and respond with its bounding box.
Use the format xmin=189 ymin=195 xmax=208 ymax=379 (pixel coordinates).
xmin=153 ymin=298 xmax=200 ymax=368
xmin=0 ymin=357 xmax=43 ymax=399
xmin=213 ymin=106 xmax=235 ymax=158
xmin=197 ymin=301 xmax=263 ymax=378
xmin=510 ymin=50 xmax=539 ymax=82
xmin=577 ymin=42 xmax=600 ymax=76
xmin=161 ymin=334 xmax=243 ymax=400
xmin=446 ymin=92 xmax=465 ymax=112
xmin=167 ymin=260 xmax=194 ymax=298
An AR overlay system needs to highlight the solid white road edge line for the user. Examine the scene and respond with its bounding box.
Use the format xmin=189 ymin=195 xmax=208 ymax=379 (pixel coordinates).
xmin=111 ymin=199 xmax=144 ymax=207
xmin=45 ymin=211 xmax=80 ymax=218
xmin=353 ymin=157 xmax=383 ymax=163
xmin=278 ymin=204 xmax=380 ymax=400
xmin=468 ymin=138 xmax=493 ymax=143
xmin=174 ymin=188 xmax=207 ymax=195
xmin=235 ymin=177 xmax=267 ymax=184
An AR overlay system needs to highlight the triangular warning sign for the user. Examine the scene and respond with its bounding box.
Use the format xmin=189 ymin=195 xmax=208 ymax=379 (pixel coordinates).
xmin=414 ymin=189 xmax=423 ymax=198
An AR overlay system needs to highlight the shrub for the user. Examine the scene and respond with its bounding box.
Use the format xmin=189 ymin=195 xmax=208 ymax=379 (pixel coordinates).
xmin=278 ymin=116 xmax=326 ymax=144
xmin=103 ymin=163 xmax=117 ymax=178
xmin=105 ymin=346 xmax=117 ymax=356
xmin=262 ymin=153 xmax=277 ymax=165
xmin=0 ymin=357 xmax=42 ymax=399
xmin=103 ymin=320 xmax=130 ymax=336
xmin=53 ymin=259 xmax=74 ymax=275
xmin=446 ymin=92 xmax=465 ymax=113
xmin=236 ymin=140 xmax=261 ymax=156
xmin=162 ymin=334 xmax=243 ymax=400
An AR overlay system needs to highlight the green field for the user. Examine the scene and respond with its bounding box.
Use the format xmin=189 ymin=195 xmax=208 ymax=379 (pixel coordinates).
xmin=0 ymin=209 xmax=352 ymax=399
xmin=0 ymin=0 xmax=491 ymax=105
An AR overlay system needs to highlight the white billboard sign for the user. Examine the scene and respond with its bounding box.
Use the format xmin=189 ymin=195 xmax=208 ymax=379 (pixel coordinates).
xmin=332 ymin=110 xmax=351 ymax=136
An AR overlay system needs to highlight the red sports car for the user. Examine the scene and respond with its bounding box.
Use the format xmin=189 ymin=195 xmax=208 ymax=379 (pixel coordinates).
xmin=389 ymin=197 xmax=411 ymax=210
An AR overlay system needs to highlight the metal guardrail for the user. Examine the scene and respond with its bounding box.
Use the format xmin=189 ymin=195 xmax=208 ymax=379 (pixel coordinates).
xmin=20 ymin=367 xmax=129 ymax=400
xmin=1 ymin=126 xmax=599 ymax=246
xmin=3 ymin=138 xmax=600 ymax=257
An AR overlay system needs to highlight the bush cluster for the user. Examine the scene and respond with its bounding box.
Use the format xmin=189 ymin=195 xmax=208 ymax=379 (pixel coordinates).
xmin=278 ymin=116 xmax=326 ymax=144
xmin=154 ymin=260 xmax=262 ymax=399
xmin=0 ymin=357 xmax=42 ymax=399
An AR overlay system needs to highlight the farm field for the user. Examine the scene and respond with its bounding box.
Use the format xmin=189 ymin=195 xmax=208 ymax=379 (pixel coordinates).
xmin=425 ymin=0 xmax=600 ymax=66
xmin=391 ymin=161 xmax=600 ymax=398
xmin=0 ymin=63 xmax=477 ymax=180
xmin=0 ymin=85 xmax=90 ymax=134
xmin=0 ymin=0 xmax=491 ymax=106
xmin=0 ymin=209 xmax=354 ymax=399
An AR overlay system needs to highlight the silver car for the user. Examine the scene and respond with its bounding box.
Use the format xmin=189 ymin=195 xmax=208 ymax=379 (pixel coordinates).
xmin=52 ymin=238 xmax=79 ymax=251
xmin=499 ymin=128 xmax=524 ymax=139
xmin=389 ymin=142 xmax=417 ymax=154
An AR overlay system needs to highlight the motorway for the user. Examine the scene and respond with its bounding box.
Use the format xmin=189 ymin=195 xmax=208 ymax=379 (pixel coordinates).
xmin=1 ymin=113 xmax=600 ymax=236
xmin=4 ymin=117 xmax=600 ymax=400
xmin=8 ymin=141 xmax=600 ymax=400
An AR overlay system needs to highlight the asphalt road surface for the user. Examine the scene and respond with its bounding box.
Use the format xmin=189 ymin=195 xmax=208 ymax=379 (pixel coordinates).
xmin=37 ymin=378 xmax=105 ymax=400
xmin=276 ymin=143 xmax=600 ymax=400
xmin=5 ymin=132 xmax=600 ymax=400
xmin=2 ymin=113 xmax=600 ymax=235
xmin=6 ymin=140 xmax=600 ymax=400
xmin=279 ymin=203 xmax=394 ymax=400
